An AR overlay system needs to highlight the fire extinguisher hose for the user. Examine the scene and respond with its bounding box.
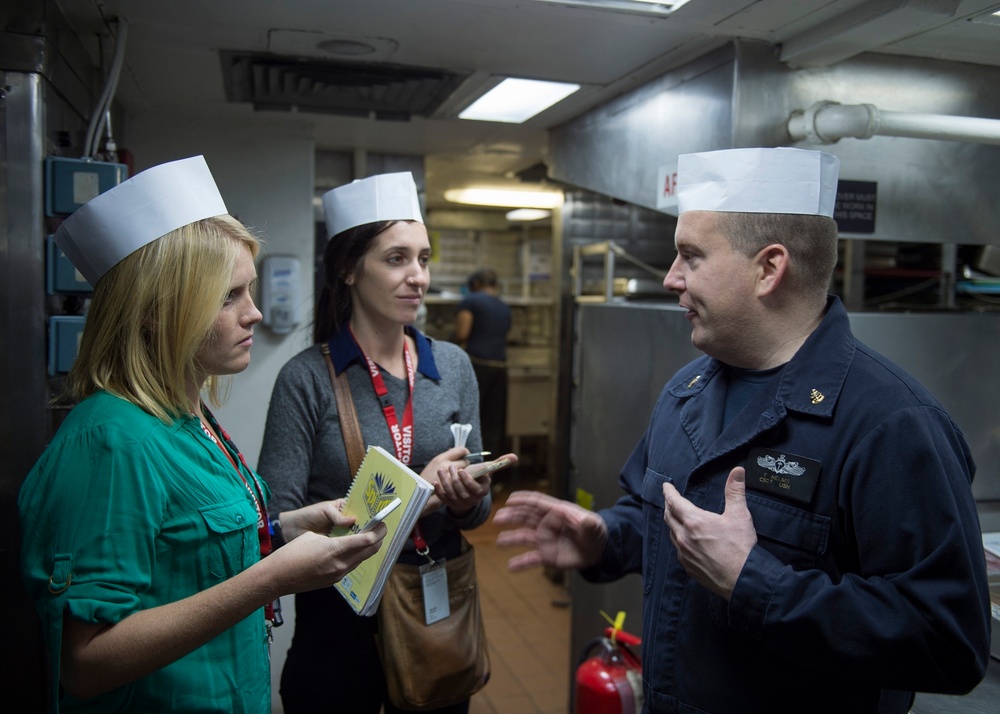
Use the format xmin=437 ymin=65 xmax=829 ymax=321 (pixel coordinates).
xmin=576 ymin=637 xmax=612 ymax=668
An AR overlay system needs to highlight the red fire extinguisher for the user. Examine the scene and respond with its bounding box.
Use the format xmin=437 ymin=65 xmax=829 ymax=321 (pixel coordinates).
xmin=574 ymin=612 xmax=643 ymax=714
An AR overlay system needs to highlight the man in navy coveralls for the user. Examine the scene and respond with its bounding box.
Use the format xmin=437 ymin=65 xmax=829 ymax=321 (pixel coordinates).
xmin=495 ymin=147 xmax=990 ymax=713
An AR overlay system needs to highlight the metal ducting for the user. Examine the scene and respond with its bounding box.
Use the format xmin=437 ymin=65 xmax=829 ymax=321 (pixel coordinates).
xmin=220 ymin=51 xmax=468 ymax=120
xmin=548 ymin=40 xmax=1000 ymax=245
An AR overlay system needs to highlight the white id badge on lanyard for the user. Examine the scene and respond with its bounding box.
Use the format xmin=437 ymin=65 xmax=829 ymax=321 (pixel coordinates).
xmin=420 ymin=560 xmax=450 ymax=625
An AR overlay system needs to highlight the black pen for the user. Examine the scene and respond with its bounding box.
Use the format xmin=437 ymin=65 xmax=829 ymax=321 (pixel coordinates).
xmin=465 ymin=451 xmax=491 ymax=463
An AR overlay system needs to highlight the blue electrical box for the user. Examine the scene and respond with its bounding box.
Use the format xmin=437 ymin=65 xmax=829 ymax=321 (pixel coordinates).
xmin=45 ymin=156 xmax=128 ymax=216
xmin=48 ymin=316 xmax=86 ymax=375
xmin=46 ymin=235 xmax=92 ymax=293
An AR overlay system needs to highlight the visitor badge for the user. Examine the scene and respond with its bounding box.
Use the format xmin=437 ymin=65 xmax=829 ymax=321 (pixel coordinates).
xmin=420 ymin=559 xmax=450 ymax=625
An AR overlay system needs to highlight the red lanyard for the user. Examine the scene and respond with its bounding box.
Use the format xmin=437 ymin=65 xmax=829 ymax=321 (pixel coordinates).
xmin=198 ymin=411 xmax=277 ymax=621
xmin=351 ymin=329 xmax=415 ymax=466
xmin=199 ymin=416 xmax=268 ymax=533
xmin=350 ymin=330 xmax=431 ymax=556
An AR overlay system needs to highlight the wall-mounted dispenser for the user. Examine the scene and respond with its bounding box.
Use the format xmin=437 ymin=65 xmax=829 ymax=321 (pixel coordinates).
xmin=259 ymin=255 xmax=301 ymax=335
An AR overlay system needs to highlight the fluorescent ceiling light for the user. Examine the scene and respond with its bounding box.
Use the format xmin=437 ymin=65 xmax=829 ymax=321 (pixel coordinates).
xmin=506 ymin=208 xmax=552 ymax=221
xmin=444 ymin=187 xmax=564 ymax=209
xmin=459 ymin=78 xmax=580 ymax=123
xmin=532 ymin=0 xmax=694 ymax=17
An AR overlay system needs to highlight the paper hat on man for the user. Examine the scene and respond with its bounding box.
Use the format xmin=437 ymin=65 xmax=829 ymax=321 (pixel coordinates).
xmin=677 ymin=147 xmax=839 ymax=218
xmin=322 ymin=172 xmax=423 ymax=239
xmin=54 ymin=155 xmax=229 ymax=285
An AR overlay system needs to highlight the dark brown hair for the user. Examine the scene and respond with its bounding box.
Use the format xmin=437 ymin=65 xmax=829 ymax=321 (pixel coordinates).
xmin=313 ymin=220 xmax=396 ymax=343
xmin=468 ymin=267 xmax=498 ymax=291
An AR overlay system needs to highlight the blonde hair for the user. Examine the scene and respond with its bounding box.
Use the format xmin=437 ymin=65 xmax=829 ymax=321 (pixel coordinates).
xmin=65 ymin=214 xmax=260 ymax=423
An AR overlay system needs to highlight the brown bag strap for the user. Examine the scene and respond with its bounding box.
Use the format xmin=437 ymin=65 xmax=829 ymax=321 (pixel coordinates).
xmin=321 ymin=343 xmax=365 ymax=475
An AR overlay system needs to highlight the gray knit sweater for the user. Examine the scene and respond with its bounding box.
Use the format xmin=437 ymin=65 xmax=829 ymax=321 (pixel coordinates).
xmin=258 ymin=338 xmax=490 ymax=548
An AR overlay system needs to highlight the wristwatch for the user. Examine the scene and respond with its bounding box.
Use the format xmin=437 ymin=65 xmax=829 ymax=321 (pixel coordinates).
xmin=269 ymin=517 xmax=286 ymax=549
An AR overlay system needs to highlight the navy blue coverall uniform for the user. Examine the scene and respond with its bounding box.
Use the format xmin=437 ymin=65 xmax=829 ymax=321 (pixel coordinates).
xmin=586 ymin=296 xmax=991 ymax=713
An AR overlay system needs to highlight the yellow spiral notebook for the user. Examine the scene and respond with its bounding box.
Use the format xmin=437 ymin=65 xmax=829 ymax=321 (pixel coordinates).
xmin=332 ymin=445 xmax=434 ymax=616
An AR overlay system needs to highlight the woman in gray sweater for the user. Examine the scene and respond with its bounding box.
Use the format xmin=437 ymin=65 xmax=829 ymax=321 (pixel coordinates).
xmin=258 ymin=172 xmax=505 ymax=714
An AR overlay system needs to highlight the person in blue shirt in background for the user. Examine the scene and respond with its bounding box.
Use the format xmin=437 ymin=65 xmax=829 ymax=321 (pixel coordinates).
xmin=494 ymin=147 xmax=990 ymax=713
xmin=454 ymin=268 xmax=512 ymax=465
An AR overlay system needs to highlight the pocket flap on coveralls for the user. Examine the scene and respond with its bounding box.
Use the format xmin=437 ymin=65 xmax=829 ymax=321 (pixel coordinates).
xmin=746 ymin=493 xmax=830 ymax=555
xmin=640 ymin=469 xmax=668 ymax=508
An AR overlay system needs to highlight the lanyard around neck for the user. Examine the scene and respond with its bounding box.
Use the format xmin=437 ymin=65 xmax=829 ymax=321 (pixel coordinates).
xmin=198 ymin=410 xmax=277 ymax=622
xmin=350 ymin=327 xmax=416 ymax=466
xmin=198 ymin=411 xmax=272 ymax=552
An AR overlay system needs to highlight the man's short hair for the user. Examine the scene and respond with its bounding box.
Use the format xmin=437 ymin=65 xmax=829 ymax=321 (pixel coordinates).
xmin=718 ymin=212 xmax=838 ymax=296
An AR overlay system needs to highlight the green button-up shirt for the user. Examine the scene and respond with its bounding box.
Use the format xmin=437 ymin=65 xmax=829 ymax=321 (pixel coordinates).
xmin=20 ymin=391 xmax=271 ymax=712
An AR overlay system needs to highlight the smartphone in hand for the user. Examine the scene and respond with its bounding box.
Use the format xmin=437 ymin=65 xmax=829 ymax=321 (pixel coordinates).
xmin=357 ymin=497 xmax=402 ymax=533
xmin=467 ymin=457 xmax=513 ymax=482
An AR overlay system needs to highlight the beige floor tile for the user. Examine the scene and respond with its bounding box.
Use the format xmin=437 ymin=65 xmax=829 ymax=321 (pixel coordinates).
xmin=473 ymin=486 xmax=572 ymax=714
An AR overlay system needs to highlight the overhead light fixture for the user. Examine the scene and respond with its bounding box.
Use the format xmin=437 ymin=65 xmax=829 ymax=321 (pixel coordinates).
xmin=444 ymin=187 xmax=564 ymax=209
xmin=506 ymin=208 xmax=552 ymax=221
xmin=532 ymin=0 xmax=694 ymax=18
xmin=459 ymin=78 xmax=580 ymax=123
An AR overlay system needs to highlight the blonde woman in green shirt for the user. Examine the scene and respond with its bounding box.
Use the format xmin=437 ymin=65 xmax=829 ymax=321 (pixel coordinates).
xmin=19 ymin=157 xmax=385 ymax=713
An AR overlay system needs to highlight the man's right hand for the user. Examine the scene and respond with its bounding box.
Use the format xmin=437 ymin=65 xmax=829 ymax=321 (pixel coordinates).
xmin=493 ymin=491 xmax=608 ymax=571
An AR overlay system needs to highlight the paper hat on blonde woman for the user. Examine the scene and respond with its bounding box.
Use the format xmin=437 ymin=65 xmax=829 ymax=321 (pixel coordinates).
xmin=54 ymin=155 xmax=229 ymax=285
xmin=321 ymin=172 xmax=423 ymax=240
xmin=677 ymin=147 xmax=839 ymax=218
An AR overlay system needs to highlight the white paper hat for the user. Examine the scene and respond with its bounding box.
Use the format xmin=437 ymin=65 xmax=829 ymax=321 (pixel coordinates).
xmin=54 ymin=155 xmax=228 ymax=285
xmin=322 ymin=172 xmax=423 ymax=239
xmin=677 ymin=147 xmax=839 ymax=217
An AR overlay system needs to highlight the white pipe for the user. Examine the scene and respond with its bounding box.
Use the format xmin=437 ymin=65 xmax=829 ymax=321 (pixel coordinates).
xmin=787 ymin=100 xmax=1000 ymax=146
xmin=83 ymin=17 xmax=129 ymax=159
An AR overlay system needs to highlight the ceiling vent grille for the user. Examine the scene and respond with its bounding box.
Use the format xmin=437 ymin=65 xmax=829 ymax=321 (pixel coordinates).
xmin=220 ymin=51 xmax=468 ymax=120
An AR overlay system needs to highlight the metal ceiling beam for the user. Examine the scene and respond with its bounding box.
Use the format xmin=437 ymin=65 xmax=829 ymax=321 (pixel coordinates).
xmin=779 ymin=0 xmax=962 ymax=68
